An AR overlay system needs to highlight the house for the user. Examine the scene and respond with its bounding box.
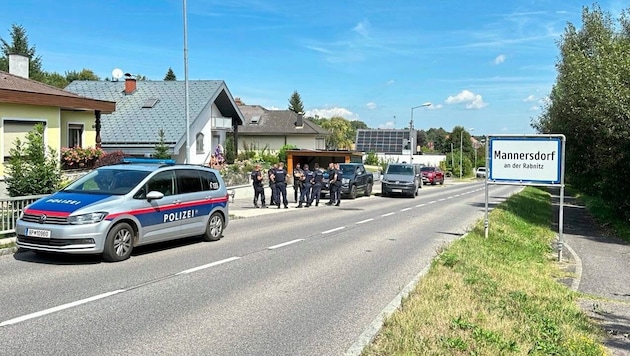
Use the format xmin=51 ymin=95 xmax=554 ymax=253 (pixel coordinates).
xmin=0 ymin=54 xmax=116 ymax=180
xmin=65 ymin=76 xmax=244 ymax=165
xmin=236 ymin=103 xmax=328 ymax=152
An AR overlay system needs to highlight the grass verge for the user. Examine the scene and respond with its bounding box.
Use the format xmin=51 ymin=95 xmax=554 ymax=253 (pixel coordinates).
xmin=568 ymin=187 xmax=630 ymax=243
xmin=362 ymin=186 xmax=607 ymax=356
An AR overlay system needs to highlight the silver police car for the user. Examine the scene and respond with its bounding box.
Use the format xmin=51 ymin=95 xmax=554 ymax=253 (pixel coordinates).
xmin=16 ymin=160 xmax=229 ymax=262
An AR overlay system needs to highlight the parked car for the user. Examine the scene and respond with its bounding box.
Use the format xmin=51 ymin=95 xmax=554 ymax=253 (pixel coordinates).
xmin=476 ymin=167 xmax=487 ymax=178
xmin=381 ymin=163 xmax=421 ymax=197
xmin=16 ymin=158 xmax=229 ymax=262
xmin=420 ymin=166 xmax=445 ymax=185
xmin=321 ymin=163 xmax=374 ymax=199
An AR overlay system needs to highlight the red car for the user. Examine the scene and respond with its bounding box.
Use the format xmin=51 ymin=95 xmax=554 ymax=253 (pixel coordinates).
xmin=421 ymin=166 xmax=445 ymax=185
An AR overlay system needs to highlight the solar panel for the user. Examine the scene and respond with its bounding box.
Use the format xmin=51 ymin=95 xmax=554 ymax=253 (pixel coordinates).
xmin=355 ymin=129 xmax=414 ymax=154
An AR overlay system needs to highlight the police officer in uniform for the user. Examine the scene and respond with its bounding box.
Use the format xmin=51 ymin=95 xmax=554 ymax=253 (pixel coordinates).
xmin=298 ymin=164 xmax=313 ymax=208
xmin=293 ymin=163 xmax=303 ymax=203
xmin=333 ymin=163 xmax=343 ymax=206
xmin=251 ymin=164 xmax=266 ymax=208
xmin=273 ymin=162 xmax=289 ymax=209
xmin=308 ymin=163 xmax=323 ymax=207
xmin=326 ymin=162 xmax=337 ymax=206
xmin=268 ymin=163 xmax=277 ymax=206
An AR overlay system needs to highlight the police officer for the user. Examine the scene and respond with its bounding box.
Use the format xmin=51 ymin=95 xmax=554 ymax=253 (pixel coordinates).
xmin=293 ymin=163 xmax=303 ymax=203
xmin=298 ymin=164 xmax=313 ymax=208
xmin=333 ymin=163 xmax=343 ymax=206
xmin=268 ymin=163 xmax=277 ymax=206
xmin=251 ymin=164 xmax=266 ymax=208
xmin=326 ymin=162 xmax=337 ymax=206
xmin=308 ymin=163 xmax=323 ymax=207
xmin=273 ymin=162 xmax=289 ymax=209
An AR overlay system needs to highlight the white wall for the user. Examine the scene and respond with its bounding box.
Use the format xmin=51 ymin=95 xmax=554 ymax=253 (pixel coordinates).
xmin=374 ymin=153 xmax=446 ymax=167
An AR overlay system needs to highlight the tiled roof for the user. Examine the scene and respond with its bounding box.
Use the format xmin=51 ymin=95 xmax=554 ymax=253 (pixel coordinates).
xmin=237 ymin=105 xmax=328 ymax=135
xmin=65 ymin=80 xmax=243 ymax=145
xmin=0 ymin=71 xmax=80 ymax=97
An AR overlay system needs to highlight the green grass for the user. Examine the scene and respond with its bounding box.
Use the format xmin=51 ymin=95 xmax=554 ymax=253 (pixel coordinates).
xmin=362 ymin=187 xmax=608 ymax=356
xmin=568 ymin=187 xmax=630 ymax=243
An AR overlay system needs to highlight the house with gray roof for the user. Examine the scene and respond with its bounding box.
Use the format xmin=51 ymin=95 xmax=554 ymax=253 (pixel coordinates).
xmin=236 ymin=104 xmax=328 ymax=152
xmin=65 ymin=76 xmax=244 ymax=165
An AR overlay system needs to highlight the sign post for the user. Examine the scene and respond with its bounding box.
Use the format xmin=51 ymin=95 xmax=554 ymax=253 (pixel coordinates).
xmin=484 ymin=135 xmax=566 ymax=260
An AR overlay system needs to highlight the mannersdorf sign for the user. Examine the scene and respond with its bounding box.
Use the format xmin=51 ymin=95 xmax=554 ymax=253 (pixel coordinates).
xmin=483 ymin=135 xmax=566 ymax=260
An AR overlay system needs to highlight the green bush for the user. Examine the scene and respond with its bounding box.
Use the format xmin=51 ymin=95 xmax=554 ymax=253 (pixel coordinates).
xmin=277 ymin=144 xmax=297 ymax=163
xmin=364 ymin=151 xmax=378 ymax=165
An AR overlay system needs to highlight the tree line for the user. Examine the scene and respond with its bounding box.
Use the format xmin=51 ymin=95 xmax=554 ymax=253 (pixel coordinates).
xmin=532 ymin=4 xmax=630 ymax=221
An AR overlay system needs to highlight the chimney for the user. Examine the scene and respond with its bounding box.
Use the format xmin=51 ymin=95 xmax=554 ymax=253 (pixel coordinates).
xmin=124 ymin=73 xmax=136 ymax=94
xmin=234 ymin=97 xmax=243 ymax=106
xmin=296 ymin=112 xmax=304 ymax=128
xmin=9 ymin=54 xmax=29 ymax=78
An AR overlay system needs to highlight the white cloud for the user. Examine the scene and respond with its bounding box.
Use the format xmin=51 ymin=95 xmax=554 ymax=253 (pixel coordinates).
xmin=529 ymin=106 xmax=540 ymax=111
xmin=353 ymin=19 xmax=370 ymax=37
xmin=427 ymin=104 xmax=443 ymax=110
xmin=366 ymin=102 xmax=377 ymax=110
xmin=494 ymin=54 xmax=506 ymax=64
xmin=266 ymin=105 xmax=281 ymax=110
xmin=378 ymin=121 xmax=396 ymax=129
xmin=445 ymin=90 xmax=488 ymax=109
xmin=386 ymin=79 xmax=395 ymax=86
xmin=523 ymin=95 xmax=536 ymax=102
xmin=305 ymin=107 xmax=359 ymax=120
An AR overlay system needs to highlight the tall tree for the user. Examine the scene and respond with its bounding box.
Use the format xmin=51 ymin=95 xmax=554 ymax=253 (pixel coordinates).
xmin=164 ymin=67 xmax=177 ymax=81
xmin=0 ymin=24 xmax=45 ymax=81
xmin=319 ymin=116 xmax=353 ymax=149
xmin=288 ymin=90 xmax=304 ymax=113
xmin=65 ymin=68 xmax=100 ymax=82
xmin=532 ymin=4 xmax=630 ymax=220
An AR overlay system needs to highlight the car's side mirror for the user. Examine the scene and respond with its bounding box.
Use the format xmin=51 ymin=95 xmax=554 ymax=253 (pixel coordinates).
xmin=146 ymin=191 xmax=164 ymax=201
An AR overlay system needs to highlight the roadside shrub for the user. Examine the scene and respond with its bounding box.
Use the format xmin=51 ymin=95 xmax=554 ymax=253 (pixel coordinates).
xmin=277 ymin=144 xmax=297 ymax=163
xmin=94 ymin=151 xmax=126 ymax=167
xmin=364 ymin=151 xmax=378 ymax=165
xmin=61 ymin=146 xmax=104 ymax=168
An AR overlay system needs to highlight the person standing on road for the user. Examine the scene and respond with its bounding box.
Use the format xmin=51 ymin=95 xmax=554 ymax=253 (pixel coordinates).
xmin=326 ymin=162 xmax=336 ymax=205
xmin=268 ymin=163 xmax=277 ymax=206
xmin=333 ymin=163 xmax=343 ymax=206
xmin=274 ymin=162 xmax=289 ymax=209
xmin=308 ymin=163 xmax=323 ymax=207
xmin=298 ymin=164 xmax=313 ymax=208
xmin=293 ymin=163 xmax=303 ymax=203
xmin=251 ymin=164 xmax=266 ymax=208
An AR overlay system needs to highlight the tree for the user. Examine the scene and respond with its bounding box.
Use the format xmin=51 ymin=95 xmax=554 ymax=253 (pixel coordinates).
xmin=65 ymin=68 xmax=100 ymax=82
xmin=5 ymin=123 xmax=62 ymax=196
xmin=532 ymin=4 xmax=630 ymax=220
xmin=319 ymin=116 xmax=353 ymax=149
xmin=153 ymin=129 xmax=171 ymax=159
xmin=0 ymin=24 xmax=45 ymax=82
xmin=288 ymin=90 xmax=304 ymax=113
xmin=164 ymin=67 xmax=177 ymax=81
xmin=348 ymin=120 xmax=369 ymax=144
xmin=425 ymin=127 xmax=449 ymax=153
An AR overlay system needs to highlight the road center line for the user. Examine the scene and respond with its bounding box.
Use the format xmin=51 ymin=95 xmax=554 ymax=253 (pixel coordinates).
xmin=322 ymin=226 xmax=345 ymax=234
xmin=438 ymin=198 xmax=446 ymax=201
xmin=416 ymin=203 xmax=426 ymax=207
xmin=268 ymin=239 xmax=304 ymax=250
xmin=176 ymin=256 xmax=241 ymax=275
xmin=381 ymin=212 xmax=395 ymax=217
xmin=356 ymin=218 xmax=373 ymax=224
xmin=400 ymin=208 xmax=412 ymax=212
xmin=0 ymin=290 xmax=125 ymax=327
xmin=428 ymin=200 xmax=437 ymax=204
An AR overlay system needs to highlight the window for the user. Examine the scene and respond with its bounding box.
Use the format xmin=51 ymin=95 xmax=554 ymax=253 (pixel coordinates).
xmin=176 ymin=169 xmax=203 ymax=194
xmin=69 ymin=123 xmax=84 ymax=148
xmin=200 ymin=170 xmax=221 ymax=191
xmin=196 ymin=132 xmax=204 ymax=154
xmin=3 ymin=120 xmax=41 ymax=161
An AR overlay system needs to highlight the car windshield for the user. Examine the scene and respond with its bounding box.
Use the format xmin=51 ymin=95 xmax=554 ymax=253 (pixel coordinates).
xmin=63 ymin=168 xmax=151 ymax=195
xmin=340 ymin=165 xmax=356 ymax=175
xmin=386 ymin=165 xmax=414 ymax=175
xmin=420 ymin=167 xmax=435 ymax=172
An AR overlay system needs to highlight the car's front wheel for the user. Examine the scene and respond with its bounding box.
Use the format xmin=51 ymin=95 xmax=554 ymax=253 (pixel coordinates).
xmin=203 ymin=212 xmax=224 ymax=242
xmin=103 ymin=222 xmax=134 ymax=262
xmin=349 ymin=184 xmax=358 ymax=199
xmin=364 ymin=182 xmax=373 ymax=196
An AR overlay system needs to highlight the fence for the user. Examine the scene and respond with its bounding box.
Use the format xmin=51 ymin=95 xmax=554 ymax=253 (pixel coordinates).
xmin=0 ymin=194 xmax=47 ymax=236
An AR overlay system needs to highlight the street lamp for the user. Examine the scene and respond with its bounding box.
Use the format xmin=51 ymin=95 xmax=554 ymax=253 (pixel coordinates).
xmin=460 ymin=127 xmax=474 ymax=179
xmin=409 ymin=102 xmax=432 ymax=163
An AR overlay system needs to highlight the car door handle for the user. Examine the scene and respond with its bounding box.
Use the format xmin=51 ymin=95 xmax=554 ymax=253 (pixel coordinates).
xmin=174 ymin=200 xmax=182 ymax=204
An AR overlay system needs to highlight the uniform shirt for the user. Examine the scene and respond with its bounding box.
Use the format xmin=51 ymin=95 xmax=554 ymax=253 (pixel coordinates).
xmin=251 ymin=170 xmax=263 ymax=187
xmin=303 ymin=169 xmax=314 ymax=185
xmin=267 ymin=168 xmax=275 ymax=183
xmin=274 ymin=168 xmax=287 ymax=183
xmin=328 ymin=168 xmax=336 ymax=183
xmin=335 ymin=168 xmax=344 ymax=186
xmin=313 ymin=169 xmax=324 ymax=184
xmin=293 ymin=168 xmax=303 ymax=181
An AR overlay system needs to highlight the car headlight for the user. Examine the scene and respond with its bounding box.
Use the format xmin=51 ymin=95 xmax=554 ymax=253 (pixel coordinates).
xmin=341 ymin=178 xmax=349 ymax=184
xmin=67 ymin=212 xmax=108 ymax=225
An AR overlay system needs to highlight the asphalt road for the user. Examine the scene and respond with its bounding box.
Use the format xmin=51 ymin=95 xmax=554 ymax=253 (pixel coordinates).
xmin=0 ymin=181 xmax=520 ymax=355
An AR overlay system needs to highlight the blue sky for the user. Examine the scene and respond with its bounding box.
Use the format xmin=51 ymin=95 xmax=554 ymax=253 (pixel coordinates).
xmin=1 ymin=0 xmax=624 ymax=135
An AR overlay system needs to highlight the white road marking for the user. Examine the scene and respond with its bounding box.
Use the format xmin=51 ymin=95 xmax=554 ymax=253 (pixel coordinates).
xmin=438 ymin=198 xmax=446 ymax=201
xmin=400 ymin=208 xmax=412 ymax=212
xmin=322 ymin=226 xmax=346 ymax=234
xmin=356 ymin=218 xmax=373 ymax=224
xmin=176 ymin=256 xmax=241 ymax=275
xmin=416 ymin=203 xmax=426 ymax=207
xmin=446 ymin=196 xmax=453 ymax=199
xmin=428 ymin=200 xmax=437 ymax=204
xmin=454 ymin=194 xmax=460 ymax=197
xmin=268 ymin=239 xmax=304 ymax=250
xmin=0 ymin=290 xmax=125 ymax=327
xmin=381 ymin=212 xmax=395 ymax=217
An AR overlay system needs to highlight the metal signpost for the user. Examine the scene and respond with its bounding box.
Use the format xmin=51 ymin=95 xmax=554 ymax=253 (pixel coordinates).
xmin=483 ymin=134 xmax=566 ymax=260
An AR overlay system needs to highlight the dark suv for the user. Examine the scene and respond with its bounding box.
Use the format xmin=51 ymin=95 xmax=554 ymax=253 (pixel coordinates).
xmin=421 ymin=166 xmax=445 ymax=185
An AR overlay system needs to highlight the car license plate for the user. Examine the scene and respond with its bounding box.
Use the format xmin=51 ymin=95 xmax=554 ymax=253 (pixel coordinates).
xmin=392 ymin=189 xmax=402 ymax=193
xmin=25 ymin=228 xmax=51 ymax=238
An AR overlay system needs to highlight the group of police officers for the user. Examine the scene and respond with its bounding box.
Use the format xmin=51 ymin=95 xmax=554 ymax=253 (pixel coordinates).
xmin=251 ymin=162 xmax=344 ymax=209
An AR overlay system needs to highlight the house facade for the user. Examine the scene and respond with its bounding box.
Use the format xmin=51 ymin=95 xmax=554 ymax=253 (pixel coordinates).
xmin=0 ymin=55 xmax=116 ymax=180
xmin=65 ymin=77 xmax=244 ymax=165
xmin=237 ymin=103 xmax=328 ymax=152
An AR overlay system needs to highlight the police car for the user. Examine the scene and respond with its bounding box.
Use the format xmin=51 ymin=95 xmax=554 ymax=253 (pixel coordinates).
xmin=15 ymin=159 xmax=229 ymax=262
